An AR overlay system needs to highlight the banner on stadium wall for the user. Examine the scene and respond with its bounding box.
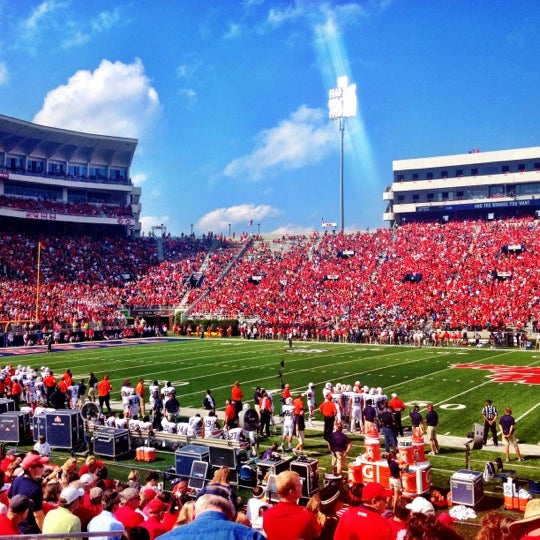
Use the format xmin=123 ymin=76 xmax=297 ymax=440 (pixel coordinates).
xmin=417 ymin=197 xmax=540 ymax=213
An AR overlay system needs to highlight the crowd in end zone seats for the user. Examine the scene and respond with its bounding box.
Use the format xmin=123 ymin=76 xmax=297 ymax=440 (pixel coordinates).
xmin=0 ymin=216 xmax=540 ymax=336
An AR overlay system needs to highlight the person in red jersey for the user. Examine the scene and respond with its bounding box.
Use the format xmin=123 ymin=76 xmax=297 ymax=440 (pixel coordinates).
xmin=334 ymin=482 xmax=393 ymax=540
xmin=0 ymin=495 xmax=32 ymax=535
xmin=263 ymin=470 xmax=320 ymax=540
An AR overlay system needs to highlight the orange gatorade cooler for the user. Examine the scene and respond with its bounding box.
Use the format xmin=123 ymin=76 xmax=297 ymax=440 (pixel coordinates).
xmin=348 ymin=463 xmax=364 ymax=485
xmin=401 ymin=471 xmax=417 ymax=496
xmin=364 ymin=430 xmax=381 ymax=462
xmin=142 ymin=446 xmax=156 ymax=462
xmin=397 ymin=437 xmax=415 ymax=465
xmin=413 ymin=441 xmax=426 ymax=463
xmin=136 ymin=446 xmax=156 ymax=462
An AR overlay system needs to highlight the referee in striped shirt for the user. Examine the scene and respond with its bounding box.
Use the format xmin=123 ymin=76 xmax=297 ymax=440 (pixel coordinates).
xmin=482 ymin=399 xmax=499 ymax=446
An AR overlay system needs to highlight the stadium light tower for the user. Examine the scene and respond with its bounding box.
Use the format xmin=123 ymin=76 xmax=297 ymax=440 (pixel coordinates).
xmin=328 ymin=76 xmax=357 ymax=232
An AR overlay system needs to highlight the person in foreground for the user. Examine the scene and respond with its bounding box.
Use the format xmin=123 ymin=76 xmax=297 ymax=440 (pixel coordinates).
xmin=263 ymin=470 xmax=321 ymax=540
xmin=333 ymin=481 xmax=393 ymax=540
xmin=156 ymin=492 xmax=265 ymax=540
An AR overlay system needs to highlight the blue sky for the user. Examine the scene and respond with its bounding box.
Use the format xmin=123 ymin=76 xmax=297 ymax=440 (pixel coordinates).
xmin=1 ymin=1 xmax=540 ymax=236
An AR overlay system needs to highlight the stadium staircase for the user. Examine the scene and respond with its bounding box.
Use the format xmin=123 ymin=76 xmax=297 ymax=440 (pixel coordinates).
xmin=180 ymin=239 xmax=250 ymax=318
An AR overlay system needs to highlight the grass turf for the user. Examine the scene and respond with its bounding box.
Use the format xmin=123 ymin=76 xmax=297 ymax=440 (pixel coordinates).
xmin=9 ymin=338 xmax=540 ymax=487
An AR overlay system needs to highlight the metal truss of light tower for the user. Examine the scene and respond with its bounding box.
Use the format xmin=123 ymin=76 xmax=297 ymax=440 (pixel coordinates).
xmin=328 ymin=76 xmax=357 ymax=232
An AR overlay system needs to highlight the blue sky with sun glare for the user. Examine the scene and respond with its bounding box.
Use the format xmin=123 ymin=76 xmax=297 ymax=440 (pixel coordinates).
xmin=1 ymin=0 xmax=540 ymax=236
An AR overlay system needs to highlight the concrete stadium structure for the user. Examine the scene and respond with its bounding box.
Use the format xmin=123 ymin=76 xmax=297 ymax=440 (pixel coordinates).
xmin=384 ymin=146 xmax=540 ymax=226
xmin=0 ymin=114 xmax=141 ymax=237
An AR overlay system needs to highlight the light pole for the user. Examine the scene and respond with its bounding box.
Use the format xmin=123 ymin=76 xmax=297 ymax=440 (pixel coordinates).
xmin=228 ymin=223 xmax=231 ymax=237
xmin=328 ymin=76 xmax=357 ymax=232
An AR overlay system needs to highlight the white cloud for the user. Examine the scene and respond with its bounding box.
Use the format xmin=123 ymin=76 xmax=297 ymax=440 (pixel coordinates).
xmin=140 ymin=215 xmax=170 ymax=235
xmin=179 ymin=87 xmax=198 ymax=105
xmin=223 ymin=22 xmax=242 ymax=40
xmin=132 ymin=173 xmax=147 ymax=186
xmin=196 ymin=203 xmax=281 ymax=232
xmin=223 ymin=105 xmax=337 ymax=181
xmin=270 ymin=224 xmax=318 ymax=235
xmin=22 ymin=0 xmax=64 ymax=32
xmin=33 ymin=58 xmax=161 ymax=139
xmin=91 ymin=8 xmax=121 ymax=33
xmin=0 ymin=61 xmax=9 ymax=86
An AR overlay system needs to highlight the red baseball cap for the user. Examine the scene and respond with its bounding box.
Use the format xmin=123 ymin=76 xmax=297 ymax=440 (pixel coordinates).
xmin=21 ymin=453 xmax=49 ymax=470
xmin=362 ymin=482 xmax=393 ymax=501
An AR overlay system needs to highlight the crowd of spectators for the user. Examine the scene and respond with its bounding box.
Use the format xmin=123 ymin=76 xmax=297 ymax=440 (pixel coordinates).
xmin=1 ymin=216 xmax=540 ymax=340
xmin=0 ymin=195 xmax=133 ymax=219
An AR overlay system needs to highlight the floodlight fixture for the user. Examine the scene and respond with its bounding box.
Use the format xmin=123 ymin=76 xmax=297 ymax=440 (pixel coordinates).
xmin=328 ymin=76 xmax=357 ymax=232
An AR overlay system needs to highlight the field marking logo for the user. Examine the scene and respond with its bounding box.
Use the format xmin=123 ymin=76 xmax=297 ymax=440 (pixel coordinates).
xmin=453 ymin=363 xmax=540 ymax=385
xmin=286 ymin=348 xmax=329 ymax=353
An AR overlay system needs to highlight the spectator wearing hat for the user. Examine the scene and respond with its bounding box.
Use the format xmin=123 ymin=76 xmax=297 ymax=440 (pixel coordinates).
xmin=142 ymin=498 xmax=169 ymax=539
xmin=8 ymin=452 xmax=49 ymax=533
xmin=405 ymin=496 xmax=435 ymax=516
xmin=334 ymin=482 xmax=393 ymax=540
xmin=306 ymin=483 xmax=344 ymax=540
xmin=508 ymin=498 xmax=540 ymax=539
xmin=0 ymin=448 xmax=20 ymax=473
xmin=140 ymin=487 xmax=158 ymax=517
xmin=405 ymin=512 xmax=464 ymax=540
xmin=87 ymin=489 xmax=124 ymax=540
xmin=263 ymin=470 xmax=320 ymax=540
xmin=42 ymin=485 xmax=83 ymax=537
xmin=73 ymin=474 xmax=101 ymax=530
xmin=0 ymin=494 xmax=32 ymax=535
xmin=246 ymin=485 xmax=270 ymax=531
xmin=115 ymin=487 xmax=144 ymax=535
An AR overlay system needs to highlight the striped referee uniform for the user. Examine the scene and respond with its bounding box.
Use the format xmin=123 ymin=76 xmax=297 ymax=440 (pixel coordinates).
xmin=482 ymin=401 xmax=498 ymax=446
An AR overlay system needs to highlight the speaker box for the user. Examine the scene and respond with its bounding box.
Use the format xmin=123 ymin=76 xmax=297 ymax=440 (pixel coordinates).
xmin=257 ymin=456 xmax=293 ymax=484
xmin=0 ymin=411 xmax=31 ymax=443
xmin=175 ymin=445 xmax=210 ymax=478
xmin=188 ymin=461 xmax=209 ymax=490
xmin=94 ymin=427 xmax=130 ymax=458
xmin=32 ymin=414 xmax=47 ymax=442
xmin=46 ymin=410 xmax=84 ymax=449
xmin=0 ymin=399 xmax=15 ymax=415
xmin=208 ymin=444 xmax=239 ymax=469
xmin=290 ymin=457 xmax=319 ymax=498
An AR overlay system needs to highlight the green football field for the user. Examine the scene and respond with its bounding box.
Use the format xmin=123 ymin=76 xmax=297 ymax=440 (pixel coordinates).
xmin=18 ymin=337 xmax=539 ymax=445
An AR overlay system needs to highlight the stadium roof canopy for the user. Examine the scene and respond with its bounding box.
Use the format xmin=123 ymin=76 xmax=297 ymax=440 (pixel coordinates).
xmin=0 ymin=114 xmax=138 ymax=169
